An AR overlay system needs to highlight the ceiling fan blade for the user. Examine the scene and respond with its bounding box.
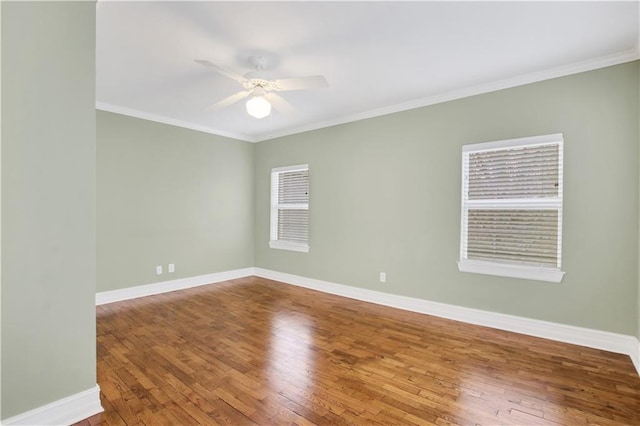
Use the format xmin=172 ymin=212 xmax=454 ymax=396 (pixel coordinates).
xmin=203 ymin=91 xmax=251 ymax=112
xmin=273 ymin=75 xmax=329 ymax=91
xmin=266 ymin=92 xmax=294 ymax=114
xmin=194 ymin=59 xmax=247 ymax=84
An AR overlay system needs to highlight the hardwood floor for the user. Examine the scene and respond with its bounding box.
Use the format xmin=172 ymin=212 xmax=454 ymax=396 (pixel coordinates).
xmin=91 ymin=276 xmax=639 ymax=425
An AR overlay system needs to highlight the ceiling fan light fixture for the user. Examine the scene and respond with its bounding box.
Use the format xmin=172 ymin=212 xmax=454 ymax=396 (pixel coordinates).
xmin=246 ymin=95 xmax=271 ymax=119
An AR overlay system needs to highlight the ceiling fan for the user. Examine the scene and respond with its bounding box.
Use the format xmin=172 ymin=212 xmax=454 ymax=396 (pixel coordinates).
xmin=195 ymin=56 xmax=329 ymax=119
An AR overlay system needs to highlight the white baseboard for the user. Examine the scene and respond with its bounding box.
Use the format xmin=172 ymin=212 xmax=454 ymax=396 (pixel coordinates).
xmin=254 ymin=268 xmax=640 ymax=376
xmin=2 ymin=385 xmax=103 ymax=426
xmin=96 ymin=267 xmax=254 ymax=305
xmin=93 ymin=266 xmax=640 ymax=376
xmin=634 ymin=340 xmax=640 ymax=375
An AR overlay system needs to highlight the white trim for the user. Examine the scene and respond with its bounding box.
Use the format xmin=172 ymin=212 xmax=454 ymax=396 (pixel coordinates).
xmin=463 ymin=198 xmax=561 ymax=208
xmin=270 ymin=164 xmax=310 ymax=250
xmin=271 ymin=164 xmax=309 ymax=174
xmin=95 ymin=102 xmax=259 ymax=143
xmin=269 ymin=240 xmax=310 ymax=253
xmin=0 ymin=2 xmax=3 ymax=421
xmin=457 ymin=259 xmax=564 ymax=283
xmin=254 ymin=268 xmax=640 ymax=376
xmin=632 ymin=340 xmax=640 ymax=375
xmin=1 ymin=385 xmax=102 ymax=426
xmin=97 ymin=50 xmax=639 ymax=144
xmin=91 ymin=267 xmax=640 ymax=376
xmin=459 ymin=134 xmax=564 ymax=278
xmin=95 ymin=268 xmax=254 ymax=305
xmin=462 ymin=133 xmax=563 ymax=153
xmin=258 ymin=50 xmax=639 ymax=143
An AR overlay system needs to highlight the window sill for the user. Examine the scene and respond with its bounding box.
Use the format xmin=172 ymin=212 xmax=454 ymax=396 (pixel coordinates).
xmin=457 ymin=259 xmax=564 ymax=283
xmin=269 ymin=240 xmax=309 ymax=253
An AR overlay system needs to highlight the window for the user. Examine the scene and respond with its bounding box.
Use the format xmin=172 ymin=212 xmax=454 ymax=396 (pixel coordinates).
xmin=270 ymin=164 xmax=309 ymax=252
xmin=458 ymin=134 xmax=564 ymax=283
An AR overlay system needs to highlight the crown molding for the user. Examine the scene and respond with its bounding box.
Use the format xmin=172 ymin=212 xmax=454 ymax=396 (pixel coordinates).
xmin=95 ymin=102 xmax=258 ymax=143
xmin=259 ymin=49 xmax=639 ymax=142
xmin=96 ymin=49 xmax=639 ymax=144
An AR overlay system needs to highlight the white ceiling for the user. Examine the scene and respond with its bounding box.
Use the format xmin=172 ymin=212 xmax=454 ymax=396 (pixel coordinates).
xmin=96 ymin=1 xmax=640 ymax=143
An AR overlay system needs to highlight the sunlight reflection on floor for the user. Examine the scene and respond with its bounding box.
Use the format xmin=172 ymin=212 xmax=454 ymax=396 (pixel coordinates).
xmin=267 ymin=313 xmax=316 ymax=392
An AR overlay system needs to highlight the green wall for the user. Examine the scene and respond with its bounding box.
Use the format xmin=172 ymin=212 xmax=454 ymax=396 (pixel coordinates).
xmin=255 ymin=62 xmax=640 ymax=336
xmin=97 ymin=111 xmax=255 ymax=292
xmin=1 ymin=1 xmax=97 ymax=419
xmin=0 ymin=1 xmax=636 ymax=420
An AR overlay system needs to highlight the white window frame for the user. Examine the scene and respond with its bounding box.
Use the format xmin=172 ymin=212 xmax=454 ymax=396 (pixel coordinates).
xmin=457 ymin=134 xmax=565 ymax=283
xmin=269 ymin=164 xmax=309 ymax=253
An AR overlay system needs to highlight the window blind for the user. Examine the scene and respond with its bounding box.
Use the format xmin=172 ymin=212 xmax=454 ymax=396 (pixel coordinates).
xmin=278 ymin=209 xmax=308 ymax=243
xmin=465 ymin=209 xmax=559 ymax=267
xmin=270 ymin=165 xmax=309 ymax=250
xmin=461 ymin=135 xmax=563 ymax=271
xmin=468 ymin=144 xmax=560 ymax=200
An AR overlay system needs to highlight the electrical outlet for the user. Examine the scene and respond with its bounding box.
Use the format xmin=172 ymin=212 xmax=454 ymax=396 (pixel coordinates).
xmin=156 ymin=265 xmax=163 ymax=275
xmin=379 ymin=272 xmax=386 ymax=283
xmin=168 ymin=263 xmax=175 ymax=273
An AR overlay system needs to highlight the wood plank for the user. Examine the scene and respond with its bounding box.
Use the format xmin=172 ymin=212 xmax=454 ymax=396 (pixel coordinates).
xmin=77 ymin=277 xmax=639 ymax=425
